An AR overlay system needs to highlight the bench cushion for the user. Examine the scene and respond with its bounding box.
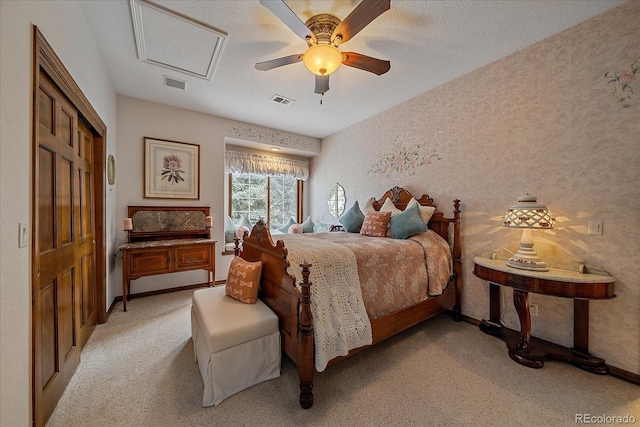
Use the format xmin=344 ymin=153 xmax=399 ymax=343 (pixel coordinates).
xmin=192 ymin=287 xmax=278 ymax=354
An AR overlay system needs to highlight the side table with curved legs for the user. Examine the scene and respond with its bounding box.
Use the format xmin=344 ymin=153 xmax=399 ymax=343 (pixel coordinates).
xmin=473 ymin=256 xmax=616 ymax=374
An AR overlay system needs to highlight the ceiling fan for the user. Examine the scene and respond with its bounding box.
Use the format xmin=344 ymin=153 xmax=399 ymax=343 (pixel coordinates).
xmin=255 ymin=0 xmax=391 ymax=97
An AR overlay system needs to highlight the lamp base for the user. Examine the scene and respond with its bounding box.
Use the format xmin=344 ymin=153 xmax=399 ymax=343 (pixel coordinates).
xmin=507 ymin=248 xmax=549 ymax=272
xmin=506 ymin=228 xmax=549 ymax=271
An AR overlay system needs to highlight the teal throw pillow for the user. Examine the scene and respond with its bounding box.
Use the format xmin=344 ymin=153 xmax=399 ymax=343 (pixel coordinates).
xmin=224 ymin=216 xmax=237 ymax=243
xmin=278 ymin=217 xmax=297 ymax=233
xmin=301 ymin=216 xmax=315 ymax=233
xmin=390 ymin=203 xmax=427 ymax=239
xmin=339 ymin=201 xmax=365 ymax=233
xmin=240 ymin=216 xmax=253 ymax=229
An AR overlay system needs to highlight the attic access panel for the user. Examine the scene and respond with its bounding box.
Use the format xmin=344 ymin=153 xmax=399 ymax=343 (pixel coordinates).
xmin=130 ymin=0 xmax=227 ymax=80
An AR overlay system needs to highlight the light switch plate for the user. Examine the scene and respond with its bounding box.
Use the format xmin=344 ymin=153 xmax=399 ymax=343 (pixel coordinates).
xmin=588 ymin=220 xmax=603 ymax=236
xmin=19 ymin=223 xmax=29 ymax=248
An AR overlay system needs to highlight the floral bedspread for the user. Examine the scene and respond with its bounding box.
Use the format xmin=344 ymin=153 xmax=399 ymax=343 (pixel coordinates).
xmin=279 ymin=230 xmax=452 ymax=321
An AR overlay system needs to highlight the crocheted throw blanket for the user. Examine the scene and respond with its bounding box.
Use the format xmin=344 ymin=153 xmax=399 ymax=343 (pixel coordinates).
xmin=277 ymin=234 xmax=373 ymax=372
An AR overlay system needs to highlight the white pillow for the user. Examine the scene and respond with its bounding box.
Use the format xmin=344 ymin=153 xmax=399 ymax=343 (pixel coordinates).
xmin=380 ymin=198 xmax=402 ymax=216
xmin=361 ymin=197 xmax=376 ymax=215
xmin=407 ymin=197 xmax=436 ymax=224
xmin=379 ymin=198 xmax=402 ymax=237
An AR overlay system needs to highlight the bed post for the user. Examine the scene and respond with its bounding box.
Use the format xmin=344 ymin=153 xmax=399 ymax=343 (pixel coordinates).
xmin=452 ymin=199 xmax=462 ymax=322
xmin=233 ymin=238 xmax=241 ymax=256
xmin=298 ymin=262 xmax=314 ymax=409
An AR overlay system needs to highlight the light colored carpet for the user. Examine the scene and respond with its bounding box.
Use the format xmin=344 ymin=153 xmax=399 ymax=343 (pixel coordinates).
xmin=47 ymin=289 xmax=638 ymax=427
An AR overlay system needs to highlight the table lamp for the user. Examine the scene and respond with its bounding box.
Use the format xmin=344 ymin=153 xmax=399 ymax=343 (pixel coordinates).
xmin=502 ymin=194 xmax=553 ymax=271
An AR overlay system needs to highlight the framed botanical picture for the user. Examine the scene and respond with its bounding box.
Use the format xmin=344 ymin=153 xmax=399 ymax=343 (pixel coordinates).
xmin=144 ymin=137 xmax=200 ymax=199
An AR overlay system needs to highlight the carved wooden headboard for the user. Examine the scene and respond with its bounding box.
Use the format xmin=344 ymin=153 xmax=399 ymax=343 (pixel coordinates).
xmin=127 ymin=206 xmax=211 ymax=243
xmin=370 ymin=186 xmax=459 ymax=243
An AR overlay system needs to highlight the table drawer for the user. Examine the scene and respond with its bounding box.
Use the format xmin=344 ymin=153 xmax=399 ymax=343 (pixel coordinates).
xmin=175 ymin=244 xmax=213 ymax=271
xmin=128 ymin=247 xmax=173 ymax=276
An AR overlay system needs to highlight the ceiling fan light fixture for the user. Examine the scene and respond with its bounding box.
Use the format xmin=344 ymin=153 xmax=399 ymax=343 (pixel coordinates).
xmin=303 ymin=44 xmax=343 ymax=76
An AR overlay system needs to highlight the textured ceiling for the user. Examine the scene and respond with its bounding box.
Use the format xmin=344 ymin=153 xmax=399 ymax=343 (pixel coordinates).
xmin=80 ymin=0 xmax=626 ymax=140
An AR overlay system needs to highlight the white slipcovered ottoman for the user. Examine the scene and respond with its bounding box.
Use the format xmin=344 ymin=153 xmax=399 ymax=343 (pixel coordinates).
xmin=190 ymin=286 xmax=281 ymax=406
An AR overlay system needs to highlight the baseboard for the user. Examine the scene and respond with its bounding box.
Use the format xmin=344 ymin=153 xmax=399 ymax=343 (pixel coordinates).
xmin=455 ymin=312 xmax=639 ymax=386
xmin=460 ymin=313 xmax=481 ymax=326
xmin=108 ymin=281 xmax=226 ymax=313
xmin=609 ymin=365 xmax=640 ymax=385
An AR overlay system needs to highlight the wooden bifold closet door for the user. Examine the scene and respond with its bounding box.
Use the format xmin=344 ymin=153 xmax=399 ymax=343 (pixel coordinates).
xmin=32 ymin=26 xmax=107 ymax=427
xmin=33 ymin=71 xmax=97 ymax=427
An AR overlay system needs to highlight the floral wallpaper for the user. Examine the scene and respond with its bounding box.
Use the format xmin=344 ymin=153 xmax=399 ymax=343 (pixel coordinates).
xmin=605 ymin=57 xmax=638 ymax=108
xmin=368 ymin=138 xmax=441 ymax=177
xmin=230 ymin=125 xmax=314 ymax=150
xmin=309 ymin=2 xmax=639 ymax=374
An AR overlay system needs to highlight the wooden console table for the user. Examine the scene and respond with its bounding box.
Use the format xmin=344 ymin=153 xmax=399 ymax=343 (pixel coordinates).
xmin=119 ymin=206 xmax=216 ymax=311
xmin=473 ymin=256 xmax=615 ymax=374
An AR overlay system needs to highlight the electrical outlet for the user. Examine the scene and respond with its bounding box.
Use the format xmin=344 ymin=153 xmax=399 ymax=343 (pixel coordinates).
xmin=588 ymin=220 xmax=603 ymax=235
xmin=529 ymin=303 xmax=538 ymax=317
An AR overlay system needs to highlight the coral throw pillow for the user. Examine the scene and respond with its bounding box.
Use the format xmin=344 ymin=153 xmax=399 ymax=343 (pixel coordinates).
xmin=225 ymin=257 xmax=262 ymax=304
xmin=288 ymin=224 xmax=303 ymax=234
xmin=360 ymin=211 xmax=391 ymax=237
xmin=235 ymin=225 xmax=250 ymax=241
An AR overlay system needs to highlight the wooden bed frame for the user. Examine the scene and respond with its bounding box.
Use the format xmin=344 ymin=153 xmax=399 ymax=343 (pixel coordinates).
xmin=238 ymin=186 xmax=462 ymax=408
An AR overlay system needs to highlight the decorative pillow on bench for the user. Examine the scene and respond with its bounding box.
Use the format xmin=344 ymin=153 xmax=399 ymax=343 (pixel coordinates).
xmin=278 ymin=217 xmax=297 ymax=233
xmin=225 ymin=257 xmax=262 ymax=304
xmin=301 ymin=216 xmax=315 ymax=233
xmin=224 ymin=216 xmax=237 ymax=243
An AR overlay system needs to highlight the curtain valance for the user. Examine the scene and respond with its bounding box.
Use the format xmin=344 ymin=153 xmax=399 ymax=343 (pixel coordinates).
xmin=225 ymin=150 xmax=309 ymax=181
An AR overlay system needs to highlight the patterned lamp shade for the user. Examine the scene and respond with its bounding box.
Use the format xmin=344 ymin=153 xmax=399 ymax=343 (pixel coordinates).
xmin=503 ymin=194 xmax=553 ymax=230
xmin=503 ymin=194 xmax=553 ymax=271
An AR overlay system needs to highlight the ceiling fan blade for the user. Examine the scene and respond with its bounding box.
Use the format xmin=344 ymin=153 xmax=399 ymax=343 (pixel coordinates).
xmin=315 ymin=75 xmax=330 ymax=94
xmin=342 ymin=52 xmax=390 ymax=75
xmin=260 ymin=0 xmax=316 ymax=43
xmin=332 ymin=0 xmax=390 ymax=44
xmin=255 ymin=54 xmax=303 ymax=71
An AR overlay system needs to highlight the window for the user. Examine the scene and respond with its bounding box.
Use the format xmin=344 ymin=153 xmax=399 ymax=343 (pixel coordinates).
xmin=229 ymin=172 xmax=299 ymax=229
xmin=269 ymin=175 xmax=299 ymax=228
xmin=225 ymin=149 xmax=308 ymax=229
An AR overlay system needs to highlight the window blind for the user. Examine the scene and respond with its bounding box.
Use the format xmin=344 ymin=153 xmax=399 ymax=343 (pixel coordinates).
xmin=224 ymin=150 xmax=309 ymax=181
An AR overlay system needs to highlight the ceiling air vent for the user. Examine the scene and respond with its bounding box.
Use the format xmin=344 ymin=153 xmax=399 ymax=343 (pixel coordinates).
xmin=164 ymin=75 xmax=187 ymax=90
xmin=270 ymin=94 xmax=294 ymax=106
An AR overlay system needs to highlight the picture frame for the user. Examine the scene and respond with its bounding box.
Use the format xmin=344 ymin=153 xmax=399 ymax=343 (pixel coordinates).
xmin=144 ymin=137 xmax=200 ymax=199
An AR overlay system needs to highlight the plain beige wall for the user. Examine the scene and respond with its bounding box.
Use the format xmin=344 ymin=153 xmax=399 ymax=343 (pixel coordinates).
xmin=309 ymin=2 xmax=640 ymax=374
xmin=115 ymin=95 xmax=319 ymax=292
xmin=0 ymin=2 xmax=118 ymax=425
